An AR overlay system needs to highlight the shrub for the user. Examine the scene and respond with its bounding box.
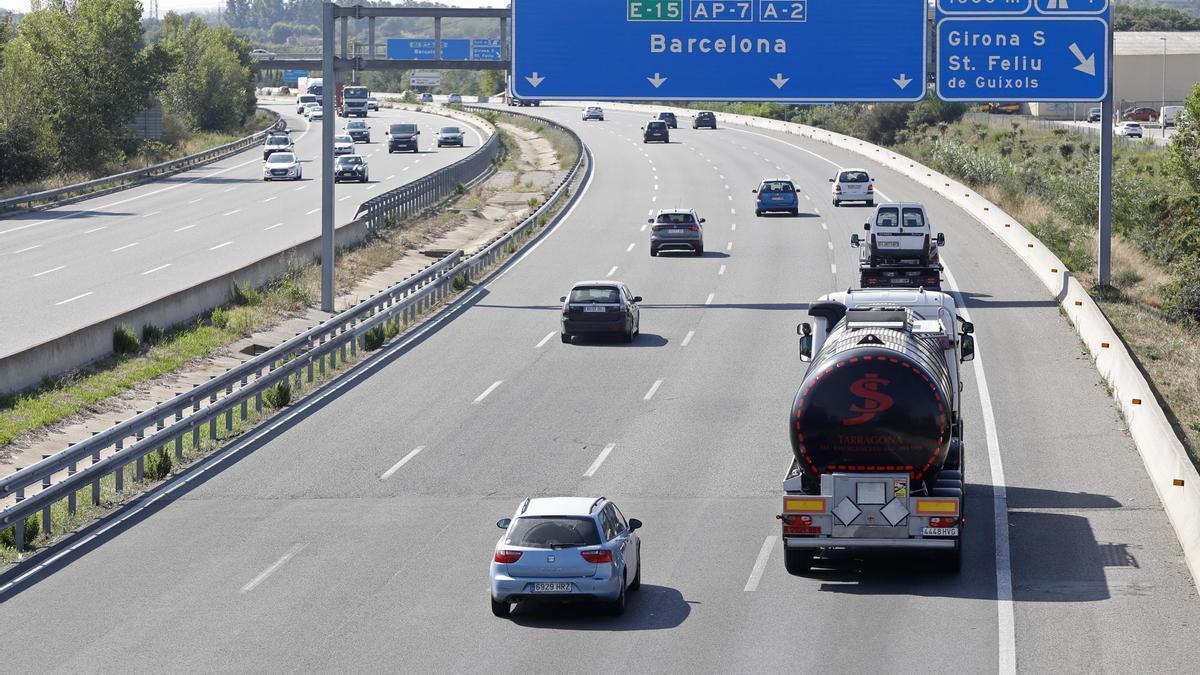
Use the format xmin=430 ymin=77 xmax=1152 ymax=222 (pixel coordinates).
xmin=210 ymin=307 xmax=230 ymax=329
xmin=113 ymin=325 xmax=140 ymax=355
xmin=1162 ymin=265 xmax=1200 ymax=323
xmin=455 ymin=182 xmax=466 ymax=195
xmin=145 ymin=447 xmax=172 ymax=480
xmin=141 ymin=323 xmax=164 ymax=346
xmin=233 ymin=282 xmax=261 ymax=306
xmin=527 ymin=197 xmax=540 ymax=209
xmin=452 ymin=274 xmax=469 ymax=291
xmin=384 ymin=321 xmax=400 ymax=339
xmin=364 ymin=325 xmax=386 ymax=350
xmin=0 ymin=514 xmax=41 ymax=548
xmin=264 ymin=381 xmax=291 ymax=409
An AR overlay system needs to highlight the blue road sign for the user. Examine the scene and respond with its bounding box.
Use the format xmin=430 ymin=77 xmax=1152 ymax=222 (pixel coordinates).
xmin=511 ymin=0 xmax=927 ymax=101
xmin=936 ymin=2 xmax=1109 ymax=101
xmin=282 ymin=69 xmax=308 ymax=85
xmin=386 ymin=38 xmax=471 ymax=60
xmin=470 ymin=39 xmax=503 ymax=61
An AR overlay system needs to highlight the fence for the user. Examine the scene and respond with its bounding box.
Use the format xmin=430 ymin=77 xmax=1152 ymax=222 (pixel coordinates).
xmin=0 ymin=104 xmax=586 ymax=553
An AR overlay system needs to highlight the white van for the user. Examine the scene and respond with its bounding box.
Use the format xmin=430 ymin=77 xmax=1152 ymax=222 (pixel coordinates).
xmin=296 ymin=94 xmax=319 ymax=114
xmin=1161 ymin=106 xmax=1184 ymax=127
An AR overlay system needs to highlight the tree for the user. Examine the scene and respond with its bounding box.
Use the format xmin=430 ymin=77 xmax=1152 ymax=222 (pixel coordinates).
xmin=159 ymin=14 xmax=255 ymax=131
xmin=1113 ymin=5 xmax=1200 ymax=31
xmin=480 ymin=70 xmax=504 ymax=97
xmin=1167 ymin=83 xmax=1200 ymax=190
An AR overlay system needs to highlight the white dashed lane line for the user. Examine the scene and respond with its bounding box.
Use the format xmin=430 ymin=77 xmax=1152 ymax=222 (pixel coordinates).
xmin=209 ymin=241 xmax=233 ymax=251
xmin=32 ymin=265 xmax=65 ymax=278
xmin=583 ymin=443 xmax=616 ymax=478
xmin=535 ymin=331 xmax=555 ymax=348
xmin=606 ymin=265 xmax=618 ymax=278
xmin=379 ymin=447 xmax=426 ymax=480
xmin=705 ymin=293 xmax=715 ymax=305
xmin=141 ymin=263 xmax=171 ymax=276
xmin=681 ymin=330 xmax=695 ymax=347
xmin=626 ymin=243 xmax=636 ymax=252
xmin=174 ymin=224 xmax=196 ymax=232
xmin=473 ymin=380 xmax=503 ymax=404
xmin=84 ymin=226 xmax=107 ymax=234
xmin=55 ymin=291 xmax=92 ymax=306
xmin=111 ymin=242 xmax=138 ymax=253
xmin=643 ymin=379 xmax=664 ymax=401
xmin=264 ymin=223 xmax=285 ymax=231
xmin=13 ymin=244 xmax=42 ymax=254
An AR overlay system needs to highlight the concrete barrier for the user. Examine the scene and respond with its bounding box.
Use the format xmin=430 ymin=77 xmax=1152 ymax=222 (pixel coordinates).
xmin=583 ymin=100 xmax=1200 ymax=585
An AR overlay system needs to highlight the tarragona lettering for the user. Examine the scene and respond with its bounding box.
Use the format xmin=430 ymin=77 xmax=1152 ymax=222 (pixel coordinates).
xmin=650 ymin=34 xmax=788 ymax=54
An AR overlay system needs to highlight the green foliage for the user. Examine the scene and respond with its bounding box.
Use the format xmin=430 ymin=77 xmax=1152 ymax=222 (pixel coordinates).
xmin=1168 ymin=83 xmax=1200 ymax=190
xmin=0 ymin=514 xmax=40 ymax=548
xmin=364 ymin=325 xmax=386 ymax=351
xmin=158 ymin=14 xmax=256 ymax=132
xmin=1113 ymin=5 xmax=1200 ymax=31
xmin=232 ymin=281 xmax=260 ymax=306
xmin=210 ymin=306 xmax=230 ymax=329
xmin=145 ymin=446 xmax=173 ymax=480
xmin=1162 ymin=263 xmax=1200 ymax=324
xmin=1028 ymin=214 xmax=1094 ymax=272
xmin=264 ymin=380 xmax=291 ymax=409
xmin=452 ymin=274 xmax=469 ymax=291
xmin=113 ymin=325 xmax=141 ymax=355
xmin=141 ymin=323 xmax=165 ymax=346
xmin=479 ymin=70 xmax=505 ymax=96
xmin=455 ymin=182 xmax=466 ymax=195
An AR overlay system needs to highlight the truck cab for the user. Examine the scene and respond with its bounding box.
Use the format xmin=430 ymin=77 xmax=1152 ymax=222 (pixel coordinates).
xmin=338 ymin=84 xmax=370 ymax=118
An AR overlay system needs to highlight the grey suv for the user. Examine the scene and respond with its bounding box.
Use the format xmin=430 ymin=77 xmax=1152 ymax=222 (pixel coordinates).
xmin=642 ymin=120 xmax=669 ymax=143
xmin=560 ymin=281 xmax=641 ymax=343
xmin=649 ymin=209 xmax=705 ymax=256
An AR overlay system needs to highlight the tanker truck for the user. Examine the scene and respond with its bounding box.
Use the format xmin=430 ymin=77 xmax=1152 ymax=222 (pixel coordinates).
xmin=780 ymin=288 xmax=975 ymax=573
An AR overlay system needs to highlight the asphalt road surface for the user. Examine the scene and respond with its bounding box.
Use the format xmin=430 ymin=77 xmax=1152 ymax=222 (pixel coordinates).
xmin=1 ymin=105 xmax=1196 ymax=673
xmin=0 ymin=102 xmax=486 ymax=357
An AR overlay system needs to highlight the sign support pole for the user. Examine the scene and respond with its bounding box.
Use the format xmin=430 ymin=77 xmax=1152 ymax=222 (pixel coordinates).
xmin=1097 ymin=28 xmax=1114 ymax=288
xmin=321 ymin=1 xmax=336 ymax=312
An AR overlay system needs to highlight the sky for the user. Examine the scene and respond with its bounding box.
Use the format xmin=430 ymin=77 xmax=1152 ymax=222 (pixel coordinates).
xmin=0 ymin=0 xmax=510 ymax=15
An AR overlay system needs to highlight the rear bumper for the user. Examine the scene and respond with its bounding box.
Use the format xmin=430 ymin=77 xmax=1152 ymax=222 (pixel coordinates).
xmin=562 ymin=317 xmax=626 ymax=334
xmin=785 ymin=537 xmax=957 ymax=550
xmin=757 ymin=200 xmax=797 ymax=211
xmin=651 ymin=236 xmax=702 ymax=251
xmin=491 ymin=570 xmax=622 ymax=602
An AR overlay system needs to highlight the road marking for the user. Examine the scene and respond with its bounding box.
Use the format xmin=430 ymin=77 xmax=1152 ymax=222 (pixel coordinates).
xmin=33 ymin=265 xmax=65 ymax=277
xmin=141 ymin=263 xmax=171 ymax=275
xmin=111 ymin=242 xmax=139 ymax=252
xmin=606 ymin=265 xmax=618 ymax=278
xmin=583 ymin=443 xmax=616 ymax=478
xmin=805 ymin=194 xmax=812 ymax=201
xmin=744 ymin=536 xmax=776 ymax=592
xmin=174 ymin=224 xmax=196 ymax=232
xmin=821 ymin=222 xmax=828 ymax=230
xmin=654 ymin=184 xmax=659 ymax=191
xmin=262 ymin=196 xmax=277 ymax=203
xmin=473 ymin=380 xmax=503 ymax=404
xmin=264 ymin=222 xmax=285 ymax=231
xmin=209 ymin=241 xmax=233 ymax=251
xmin=731 ymin=223 xmax=737 ymax=231
xmin=643 ymin=379 xmax=663 ymax=401
xmin=651 ymin=196 xmax=657 ymax=203
xmin=535 ymin=331 xmax=555 ymax=348
xmin=305 ymin=208 xmax=319 ymax=215
xmin=827 ymin=241 xmax=833 ymax=250
xmin=366 ymin=184 xmax=377 ymax=190
xmin=294 ymin=185 xmax=307 ymax=191
xmin=726 ymin=242 xmax=733 ymax=251
xmin=640 ymin=224 xmax=648 ymax=232
xmin=223 ymin=187 xmax=237 ymax=193
xmin=813 ymin=207 xmax=820 ymax=215
xmin=386 ymin=174 xmax=396 ymax=180
xmin=719 ymin=174 xmax=725 ymax=180
xmin=626 ymin=242 xmax=635 ymax=252
xmin=718 ymin=264 xmax=726 ymax=275
xmin=240 ymin=543 xmax=306 ymax=593
xmin=55 ymin=291 xmax=92 ymax=306
xmin=830 ymin=263 xmax=837 ymax=274
xmin=403 ymin=167 xmax=411 ymax=171
xmin=142 ymin=210 xmax=161 ymax=218
xmin=187 ymin=198 xmax=203 ymax=204
xmin=727 ymin=195 xmax=732 ymax=201
xmin=647 ymin=209 xmax=653 ymax=216
xmin=724 ymin=184 xmax=729 ymax=190
xmin=13 ymin=244 xmax=42 ymax=254
xmin=730 ymin=208 xmax=736 ymax=215
xmin=681 ymin=330 xmax=695 ymax=347
xmin=222 ymin=209 xmax=241 ymax=216
xmin=380 ymin=446 xmax=426 ymax=480
xmin=705 ymin=293 xmax=715 ymax=305
xmin=339 ymin=195 xmax=351 ymax=201
xmin=84 ymin=226 xmax=107 ymax=234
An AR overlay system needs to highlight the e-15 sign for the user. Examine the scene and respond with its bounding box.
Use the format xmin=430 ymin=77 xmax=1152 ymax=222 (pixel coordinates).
xmin=628 ymin=0 xmax=683 ymax=21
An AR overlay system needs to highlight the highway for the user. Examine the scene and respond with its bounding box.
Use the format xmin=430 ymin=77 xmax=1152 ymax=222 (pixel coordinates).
xmin=0 ymin=102 xmax=485 ymax=357
xmin=1 ymin=105 xmax=1197 ymax=672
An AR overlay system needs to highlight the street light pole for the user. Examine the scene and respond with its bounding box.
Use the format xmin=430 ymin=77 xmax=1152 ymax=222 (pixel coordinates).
xmin=1161 ymin=36 xmax=1167 ymax=139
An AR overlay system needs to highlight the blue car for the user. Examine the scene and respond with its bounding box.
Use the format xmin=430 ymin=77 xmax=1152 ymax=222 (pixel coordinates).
xmin=490 ymin=497 xmax=642 ymax=616
xmin=754 ymin=178 xmax=800 ymax=216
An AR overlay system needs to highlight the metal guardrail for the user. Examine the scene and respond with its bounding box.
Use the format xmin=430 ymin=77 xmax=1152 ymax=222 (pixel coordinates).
xmin=0 ymin=104 xmax=586 ymax=552
xmin=0 ymin=111 xmax=286 ymax=215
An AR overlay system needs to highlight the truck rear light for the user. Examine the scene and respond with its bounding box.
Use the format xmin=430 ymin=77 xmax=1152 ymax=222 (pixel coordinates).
xmin=494 ymin=550 xmax=522 ymax=563
xmin=923 ymin=276 xmax=939 ymax=287
xmin=864 ymin=276 xmax=881 ymax=287
xmin=580 ymin=549 xmax=613 ymax=563
xmin=929 ymin=517 xmax=958 ymax=528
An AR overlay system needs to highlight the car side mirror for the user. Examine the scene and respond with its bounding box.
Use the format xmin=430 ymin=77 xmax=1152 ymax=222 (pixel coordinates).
xmin=828 ymin=178 xmax=835 ymax=182
xmin=936 ymin=232 xmax=946 ymax=247
xmin=863 ymin=223 xmax=871 ymax=231
xmin=559 ymin=296 xmax=567 ymax=302
xmin=960 ymin=334 xmax=976 ymax=362
xmin=699 ymin=218 xmax=706 ymax=223
xmin=960 ymin=320 xmax=974 ymax=334
xmin=850 ymin=234 xmax=861 ymax=247
xmin=799 ymin=335 xmax=814 ymax=362
xmin=496 ymin=518 xmax=511 ymax=529
xmin=628 ymin=518 xmax=642 ymax=531
xmin=752 ymin=189 xmax=758 ymax=194
xmin=647 ymin=218 xmax=654 ymax=223
xmin=633 ymin=296 xmax=642 ymax=303
xmin=797 ymin=322 xmax=811 ymax=336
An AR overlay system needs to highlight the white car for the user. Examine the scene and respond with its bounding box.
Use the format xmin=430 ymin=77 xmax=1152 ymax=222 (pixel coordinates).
xmin=831 ymin=168 xmax=875 ymax=207
xmin=263 ymin=152 xmax=301 ymax=181
xmin=296 ymin=94 xmax=318 ymax=114
xmin=367 ymin=96 xmax=379 ymax=111
xmin=582 ymin=106 xmax=604 ymax=121
xmin=1115 ymin=122 xmax=1143 ymax=138
xmin=249 ymin=48 xmax=276 ymax=60
xmin=310 ymin=106 xmax=324 ymax=121
xmin=447 ymin=93 xmax=463 ymax=104
xmin=302 ymin=102 xmax=320 ymax=118
xmin=333 ymin=134 xmax=355 ymax=155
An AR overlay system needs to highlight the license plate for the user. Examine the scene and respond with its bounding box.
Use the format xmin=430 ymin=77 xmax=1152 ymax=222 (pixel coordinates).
xmin=921 ymin=527 xmax=959 ymax=536
xmin=890 ymin=278 xmax=912 ymax=285
xmin=878 ymin=241 xmax=901 ymax=248
xmin=669 ymin=229 xmax=687 ymax=235
xmin=532 ymin=582 xmax=572 ymax=593
xmin=583 ymin=306 xmax=606 ymax=313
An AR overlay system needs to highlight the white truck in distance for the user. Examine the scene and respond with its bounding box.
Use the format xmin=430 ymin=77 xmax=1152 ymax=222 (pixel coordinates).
xmin=783 ymin=288 xmax=975 ymax=573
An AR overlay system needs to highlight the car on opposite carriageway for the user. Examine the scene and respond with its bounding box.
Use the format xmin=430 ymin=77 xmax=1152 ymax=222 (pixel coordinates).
xmin=490 ymin=497 xmax=643 ymax=617
xmin=753 ymin=178 xmax=799 ymax=216
xmin=560 ymin=281 xmax=642 ymax=344
xmin=649 ymin=208 xmax=705 ymax=256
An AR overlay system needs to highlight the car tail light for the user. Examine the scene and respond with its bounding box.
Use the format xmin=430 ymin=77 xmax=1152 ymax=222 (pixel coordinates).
xmin=834 ymin=184 xmax=842 ymax=193
xmin=864 ymin=276 xmax=881 ymax=287
xmin=923 ymin=276 xmax=939 ymax=287
xmin=923 ymin=233 xmax=930 ymax=251
xmin=867 ymin=183 xmax=874 ymax=192
xmin=580 ymin=549 xmax=613 ymax=563
xmin=494 ymin=550 xmax=522 ymax=563
xmin=689 ymin=223 xmax=700 ymax=231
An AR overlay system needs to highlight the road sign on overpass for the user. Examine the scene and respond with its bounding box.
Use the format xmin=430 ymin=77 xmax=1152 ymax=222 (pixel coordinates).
xmin=386 ymin=38 xmax=503 ymax=61
xmin=936 ymin=0 xmax=1110 ymax=101
xmin=511 ymin=0 xmax=927 ymax=101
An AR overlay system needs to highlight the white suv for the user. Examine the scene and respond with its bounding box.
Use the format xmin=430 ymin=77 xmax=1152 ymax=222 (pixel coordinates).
xmin=853 ymin=202 xmax=944 ymax=266
xmin=831 ymin=168 xmax=875 ymax=207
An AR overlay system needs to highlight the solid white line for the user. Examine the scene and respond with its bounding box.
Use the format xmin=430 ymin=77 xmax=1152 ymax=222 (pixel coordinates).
xmin=305 ymin=208 xmax=319 ymax=215
xmin=643 ymin=379 xmax=663 ymax=401
xmin=174 ymin=224 xmax=196 ymax=232
xmin=209 ymin=241 xmax=233 ymax=251
xmin=263 ymin=196 xmax=277 ymax=203
xmin=583 ymin=443 xmax=616 ymax=478
xmin=744 ymin=535 xmax=776 ymax=592
xmin=84 ymin=226 xmax=107 ymax=234
xmin=264 ymin=222 xmax=284 ymax=231
xmin=240 ymin=543 xmax=306 ymax=593
xmin=718 ymin=265 xmax=726 ymax=275
xmin=111 ymin=242 xmax=138 ymax=252
xmin=535 ymin=331 xmax=555 ymax=348
xmin=606 ymin=265 xmax=618 ymax=278
xmin=13 ymin=244 xmax=42 ymax=254
xmin=681 ymin=330 xmax=695 ymax=347
xmin=141 ymin=263 xmax=171 ymax=275
xmin=380 ymin=446 xmax=425 ymax=480
xmin=626 ymin=242 xmax=636 ymax=252
xmin=142 ymin=210 xmax=161 ymax=218
xmin=55 ymin=291 xmax=92 ymax=306
xmin=33 ymin=265 xmax=65 ymax=277
xmin=187 ymin=198 xmax=203 ymax=204
xmin=222 ymin=209 xmax=242 ymax=216
xmin=473 ymin=380 xmax=502 ymax=403
xmin=943 ymin=263 xmax=1015 ymax=675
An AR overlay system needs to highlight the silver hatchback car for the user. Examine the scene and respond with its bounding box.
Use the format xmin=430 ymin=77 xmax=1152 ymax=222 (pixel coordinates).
xmin=649 ymin=208 xmax=705 ymax=256
xmin=490 ymin=497 xmax=642 ymax=617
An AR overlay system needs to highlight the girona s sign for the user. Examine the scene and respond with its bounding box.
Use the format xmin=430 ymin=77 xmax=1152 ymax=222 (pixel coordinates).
xmin=842 ymin=373 xmax=895 ymax=426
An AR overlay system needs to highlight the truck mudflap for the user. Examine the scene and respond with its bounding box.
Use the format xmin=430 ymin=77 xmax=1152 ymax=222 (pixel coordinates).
xmin=779 ymin=473 xmax=961 ymax=550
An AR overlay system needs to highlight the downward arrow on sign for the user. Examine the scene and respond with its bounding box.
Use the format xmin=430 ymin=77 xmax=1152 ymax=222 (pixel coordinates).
xmin=647 ymin=73 xmax=668 ymax=88
xmin=770 ymin=73 xmax=790 ymax=89
xmin=1069 ymin=43 xmax=1096 ymax=76
xmin=893 ymin=73 xmax=912 ymax=89
xmin=525 ymin=72 xmax=545 ymax=87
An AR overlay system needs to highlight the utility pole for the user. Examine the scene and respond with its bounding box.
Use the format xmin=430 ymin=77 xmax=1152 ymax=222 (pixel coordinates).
xmin=1161 ymin=36 xmax=1168 ymax=139
xmin=1097 ymin=23 xmax=1115 ymax=287
xmin=321 ymin=2 xmax=336 ymax=312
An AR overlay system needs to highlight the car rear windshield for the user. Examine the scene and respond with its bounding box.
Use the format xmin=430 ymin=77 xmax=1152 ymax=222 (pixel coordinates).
xmin=659 ymin=112 xmax=675 ymax=119
xmin=505 ymin=517 xmax=601 ymax=548
xmin=761 ymin=181 xmax=794 ymax=193
xmin=656 ymin=212 xmax=696 ymax=224
xmin=337 ymin=156 xmax=363 ymax=165
xmin=267 ymin=136 xmax=289 ymax=145
xmin=647 ymin=122 xmax=666 ymax=130
xmin=440 ymin=127 xmax=461 ymax=134
xmin=299 ymin=95 xmax=317 ymax=104
xmin=697 ymin=112 xmax=714 ymax=118
xmin=839 ymin=171 xmax=870 ymax=183
xmin=902 ymin=208 xmax=925 ymax=228
xmin=875 ymin=207 xmax=900 ymax=227
xmin=390 ymin=124 xmax=417 ymax=134
xmin=570 ymin=286 xmax=620 ymax=303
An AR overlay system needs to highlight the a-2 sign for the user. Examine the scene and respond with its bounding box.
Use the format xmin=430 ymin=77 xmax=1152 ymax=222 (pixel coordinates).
xmin=511 ymin=0 xmax=927 ymax=102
